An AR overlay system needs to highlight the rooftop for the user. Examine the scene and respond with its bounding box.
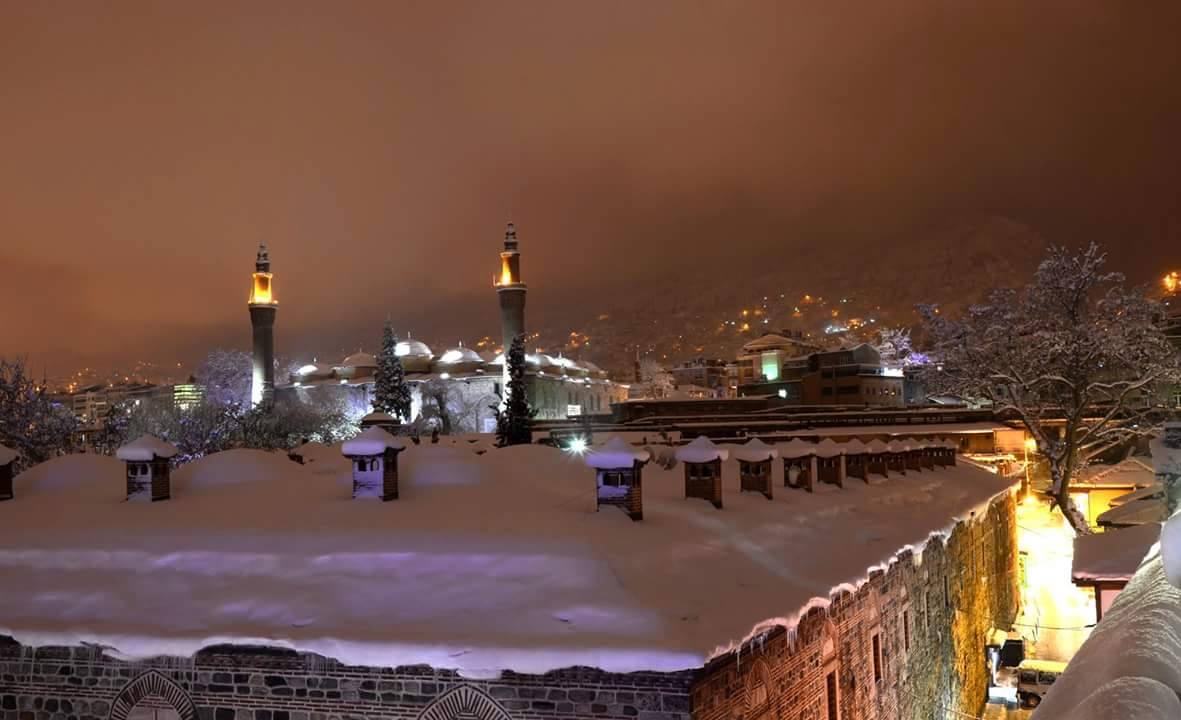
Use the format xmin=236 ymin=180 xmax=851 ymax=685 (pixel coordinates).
xmin=0 ymin=442 xmax=1012 ymax=676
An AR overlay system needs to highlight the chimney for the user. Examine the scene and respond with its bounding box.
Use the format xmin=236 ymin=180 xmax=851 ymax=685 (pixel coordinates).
xmin=341 ymin=427 xmax=407 ymax=501
xmin=866 ymin=439 xmax=891 ymax=478
xmin=586 ymin=436 xmax=649 ymax=521
xmin=733 ymin=438 xmax=777 ymax=500
xmin=814 ymin=439 xmax=846 ymax=488
xmin=0 ymin=445 xmax=17 ymax=501
xmin=842 ymin=439 xmax=870 ymax=483
xmin=675 ymin=436 xmax=729 ymax=509
xmin=781 ymin=438 xmax=817 ymax=492
xmin=116 ymin=435 xmax=178 ymax=502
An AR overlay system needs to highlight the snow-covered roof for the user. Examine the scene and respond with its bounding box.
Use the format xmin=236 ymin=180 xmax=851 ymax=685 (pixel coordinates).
xmin=887 ymin=440 xmax=910 ymax=453
xmin=115 ymin=435 xmax=179 ymax=462
xmin=0 ymin=445 xmax=17 ymax=466
xmin=1072 ymin=523 xmax=1160 ymax=583
xmin=1108 ymin=484 xmax=1163 ymax=507
xmin=340 ymin=427 xmax=408 ymax=456
xmin=1075 ymin=457 xmax=1156 ymax=488
xmin=1097 ymin=496 xmax=1167 ymax=527
xmin=0 ymin=445 xmax=1013 ymax=677
xmin=340 ymin=352 xmax=377 ymax=369
xmin=674 ymin=436 xmax=729 ymax=464
xmin=295 ymin=362 xmax=334 ymax=378
xmin=584 ymin=436 xmax=651 ymax=469
xmin=866 ymin=439 xmax=890 ymax=454
xmin=360 ymin=411 xmax=399 ymax=424
xmin=729 ymin=438 xmax=778 ymax=463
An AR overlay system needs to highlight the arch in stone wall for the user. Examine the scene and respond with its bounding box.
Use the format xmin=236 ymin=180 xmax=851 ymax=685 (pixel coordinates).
xmin=109 ymin=670 xmax=196 ymax=720
xmin=418 ymin=685 xmax=513 ymax=720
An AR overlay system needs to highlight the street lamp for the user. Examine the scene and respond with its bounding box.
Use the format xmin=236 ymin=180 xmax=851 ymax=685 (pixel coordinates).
xmin=1022 ymin=437 xmax=1038 ymax=503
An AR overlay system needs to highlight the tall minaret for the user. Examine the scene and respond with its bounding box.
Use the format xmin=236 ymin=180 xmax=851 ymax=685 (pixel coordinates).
xmin=248 ymin=244 xmax=277 ymax=407
xmin=495 ymin=222 xmax=527 ymax=355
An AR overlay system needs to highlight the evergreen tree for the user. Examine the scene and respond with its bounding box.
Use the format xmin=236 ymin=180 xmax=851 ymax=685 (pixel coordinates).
xmin=495 ymin=334 xmax=535 ymax=446
xmin=373 ymin=322 xmax=412 ymax=422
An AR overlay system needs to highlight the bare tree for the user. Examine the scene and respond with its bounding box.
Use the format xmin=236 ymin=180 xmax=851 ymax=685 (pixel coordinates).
xmin=638 ymin=358 xmax=675 ymax=399
xmin=0 ymin=358 xmax=77 ymax=467
xmin=919 ymin=243 xmax=1178 ymax=534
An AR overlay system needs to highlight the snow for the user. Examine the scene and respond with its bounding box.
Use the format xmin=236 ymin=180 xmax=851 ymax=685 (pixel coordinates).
xmin=812 ymin=438 xmax=844 ymax=458
xmin=728 ymin=438 xmax=778 ymax=463
xmin=841 ymin=439 xmax=868 ymax=454
xmin=1108 ymin=483 xmax=1163 ymax=507
xmin=584 ymin=436 xmax=650 ymax=469
xmin=1097 ymin=495 xmax=1167 ymax=527
xmin=1162 ymin=511 xmax=1181 ymax=588
xmin=0 ymin=443 xmax=1013 ymax=677
xmin=0 ymin=444 xmax=17 ymax=466
xmin=341 ymin=427 xmax=407 ymax=456
xmin=1072 ymin=523 xmax=1160 ymax=583
xmin=673 ymin=436 xmax=729 ymax=464
xmin=360 ymin=412 xmax=398 ymax=424
xmin=115 ymin=435 xmax=179 ymax=462
xmin=778 ymin=438 xmax=815 ymax=459
xmin=1032 ymin=538 xmax=1181 ymax=720
xmin=866 ymin=439 xmax=890 ymax=454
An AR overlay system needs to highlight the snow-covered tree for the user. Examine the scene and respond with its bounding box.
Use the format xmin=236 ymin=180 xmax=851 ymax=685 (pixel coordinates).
xmin=638 ymin=358 xmax=675 ymax=398
xmin=197 ymin=349 xmax=252 ymax=407
xmin=875 ymin=326 xmax=918 ymax=368
xmin=373 ymin=322 xmax=412 ymax=422
xmin=919 ymin=243 xmax=1179 ymax=533
xmin=0 ymin=358 xmax=76 ymax=467
xmin=417 ymin=378 xmax=456 ymax=434
xmin=495 ymin=334 xmax=534 ymax=446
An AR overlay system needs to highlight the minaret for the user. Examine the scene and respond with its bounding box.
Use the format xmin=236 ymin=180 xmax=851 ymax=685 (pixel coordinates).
xmin=248 ymin=244 xmax=277 ymax=407
xmin=494 ymin=222 xmax=527 ymax=356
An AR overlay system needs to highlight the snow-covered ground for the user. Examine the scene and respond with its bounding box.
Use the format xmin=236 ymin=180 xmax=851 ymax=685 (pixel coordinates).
xmin=0 ymin=441 xmax=1011 ymax=676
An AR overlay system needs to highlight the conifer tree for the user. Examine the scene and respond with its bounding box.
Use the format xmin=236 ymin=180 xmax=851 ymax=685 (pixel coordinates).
xmin=495 ymin=334 xmax=534 ymax=446
xmin=373 ymin=322 xmax=412 ymax=422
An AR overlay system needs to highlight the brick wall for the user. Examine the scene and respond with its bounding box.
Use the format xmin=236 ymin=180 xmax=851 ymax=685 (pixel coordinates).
xmin=690 ymin=490 xmax=1018 ymax=720
xmin=683 ymin=461 xmax=722 ymax=509
xmin=0 ymin=646 xmax=693 ymax=720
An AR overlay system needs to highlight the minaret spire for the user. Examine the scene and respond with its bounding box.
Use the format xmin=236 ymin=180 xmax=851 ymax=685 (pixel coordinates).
xmin=248 ymin=244 xmax=278 ymax=407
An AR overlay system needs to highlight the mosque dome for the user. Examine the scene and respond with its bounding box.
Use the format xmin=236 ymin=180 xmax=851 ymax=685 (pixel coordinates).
xmin=341 ymin=352 xmax=377 ymax=369
xmin=395 ymin=340 xmax=433 ymax=358
xmin=438 ymin=346 xmax=483 ymax=365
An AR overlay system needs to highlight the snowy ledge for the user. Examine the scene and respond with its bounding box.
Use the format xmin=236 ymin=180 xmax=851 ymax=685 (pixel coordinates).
xmin=1033 ymin=530 xmax=1181 ymax=719
xmin=705 ymin=484 xmax=1016 ymax=663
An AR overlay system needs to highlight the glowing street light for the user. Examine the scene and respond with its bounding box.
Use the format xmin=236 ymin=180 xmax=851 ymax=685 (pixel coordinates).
xmin=567 ymin=437 xmax=588 ymax=454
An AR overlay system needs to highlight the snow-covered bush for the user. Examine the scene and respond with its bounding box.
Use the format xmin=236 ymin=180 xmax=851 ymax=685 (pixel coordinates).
xmin=0 ymin=358 xmax=77 ymax=468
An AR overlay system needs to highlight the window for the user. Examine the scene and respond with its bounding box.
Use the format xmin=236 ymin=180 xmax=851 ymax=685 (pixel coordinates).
xmin=602 ymin=470 xmax=625 ymax=487
xmin=871 ymin=633 xmax=882 ymax=682
xmin=903 ymin=610 xmax=910 ymax=652
xmin=825 ymin=671 xmax=839 ymax=720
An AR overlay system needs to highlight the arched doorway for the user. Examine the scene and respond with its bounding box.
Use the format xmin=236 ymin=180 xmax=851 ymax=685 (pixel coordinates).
xmin=109 ymin=670 xmax=195 ymax=720
xmin=417 ymin=685 xmax=512 ymax=720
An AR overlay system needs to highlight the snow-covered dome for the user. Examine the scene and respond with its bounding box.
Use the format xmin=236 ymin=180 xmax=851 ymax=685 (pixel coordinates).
xmin=395 ymin=340 xmax=433 ymax=358
xmin=295 ymin=362 xmax=334 ymax=379
xmin=342 ymin=427 xmax=408 ymax=456
xmin=341 ymin=352 xmax=377 ymax=369
xmin=438 ymin=347 xmax=483 ymax=365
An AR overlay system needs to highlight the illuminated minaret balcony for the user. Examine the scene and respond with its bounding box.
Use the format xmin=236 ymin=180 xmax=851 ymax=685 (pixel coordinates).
xmin=493 ymin=223 xmax=526 ymax=289
xmin=249 ymin=245 xmax=277 ymax=306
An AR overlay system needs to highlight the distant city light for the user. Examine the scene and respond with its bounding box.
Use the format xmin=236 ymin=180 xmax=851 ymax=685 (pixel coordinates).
xmin=1164 ymin=271 xmax=1180 ymax=294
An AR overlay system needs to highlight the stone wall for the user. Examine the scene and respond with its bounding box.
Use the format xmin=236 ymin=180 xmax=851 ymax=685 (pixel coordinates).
xmin=690 ymin=490 xmax=1018 ymax=720
xmin=0 ymin=646 xmax=693 ymax=720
